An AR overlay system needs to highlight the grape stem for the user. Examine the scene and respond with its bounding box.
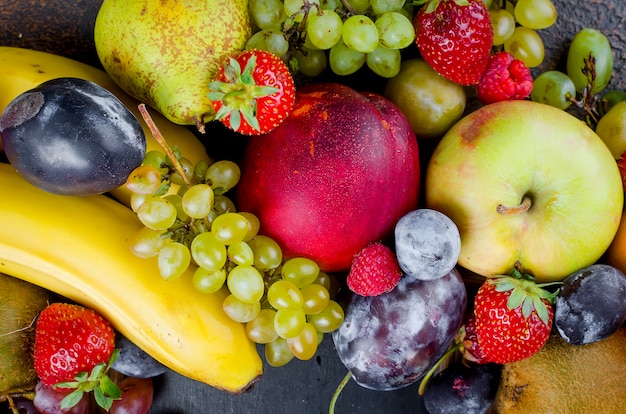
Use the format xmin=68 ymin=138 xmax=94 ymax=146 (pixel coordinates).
xmin=328 ymin=370 xmax=352 ymax=414
xmin=138 ymin=103 xmax=192 ymax=187
xmin=496 ymin=196 xmax=532 ymax=215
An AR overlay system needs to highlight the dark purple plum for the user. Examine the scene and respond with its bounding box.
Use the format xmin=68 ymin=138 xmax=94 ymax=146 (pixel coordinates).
xmin=0 ymin=77 xmax=145 ymax=196
xmin=555 ymin=263 xmax=626 ymax=345
xmin=394 ymin=209 xmax=461 ymax=281
xmin=111 ymin=332 xmax=168 ymax=378
xmin=423 ymin=362 xmax=501 ymax=414
xmin=332 ymin=269 xmax=467 ymax=391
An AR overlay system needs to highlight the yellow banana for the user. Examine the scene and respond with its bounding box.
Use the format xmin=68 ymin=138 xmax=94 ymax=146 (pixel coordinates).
xmin=0 ymin=46 xmax=212 ymax=206
xmin=0 ymin=162 xmax=262 ymax=393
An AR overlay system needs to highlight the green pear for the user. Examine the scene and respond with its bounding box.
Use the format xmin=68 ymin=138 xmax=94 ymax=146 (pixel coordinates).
xmin=94 ymin=0 xmax=252 ymax=132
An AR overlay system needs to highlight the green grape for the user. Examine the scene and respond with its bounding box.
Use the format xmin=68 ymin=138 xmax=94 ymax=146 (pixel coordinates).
xmin=142 ymin=150 xmax=169 ymax=174
xmin=294 ymin=47 xmax=328 ymax=77
xmin=136 ymin=196 xmax=177 ymax=230
xmin=223 ymin=294 xmax=261 ymax=323
xmin=126 ymin=165 xmax=163 ymax=195
xmin=313 ymin=271 xmax=332 ymax=292
xmin=306 ymin=9 xmax=343 ymax=50
xmin=238 ymin=212 xmax=260 ymax=242
xmin=320 ymin=0 xmax=342 ymax=10
xmin=265 ymin=337 xmax=295 ymax=367
xmin=248 ymin=235 xmax=283 ymax=271
xmin=307 ymin=299 xmax=344 ymax=333
xmin=267 ymin=280 xmax=304 ymax=310
xmin=514 ymin=0 xmax=557 ymax=30
xmin=171 ymin=157 xmax=194 ymax=186
xmin=227 ymin=265 xmax=265 ymax=303
xmin=211 ymin=212 xmax=250 ymax=245
xmin=600 ymin=90 xmax=626 ymax=115
xmin=490 ymin=8 xmax=516 ymax=46
xmin=158 ymin=242 xmax=191 ymax=280
xmin=566 ymin=28 xmax=614 ymax=95
xmin=366 ymin=46 xmax=401 ymax=78
xmin=329 ymin=40 xmax=366 ymax=76
xmin=505 ymin=0 xmax=515 ymax=15
xmin=245 ymin=29 xmax=290 ymax=58
xmin=181 ymin=183 xmax=214 ymax=219
xmin=129 ymin=192 xmax=150 ymax=213
xmin=128 ymin=227 xmax=168 ymax=259
xmin=205 ymin=160 xmax=241 ymax=193
xmin=371 ymin=0 xmax=405 ymax=14
xmin=274 ymin=308 xmax=307 ymax=338
xmin=192 ymin=266 xmax=227 ymax=294
xmin=504 ymin=26 xmax=544 ymax=68
xmin=284 ymin=0 xmax=319 ymax=22
xmin=300 ymin=283 xmax=330 ymax=315
xmin=192 ymin=159 xmax=211 ymax=183
xmin=246 ymin=308 xmax=279 ymax=344
xmin=344 ymin=0 xmax=370 ymax=13
xmin=375 ymin=12 xmax=415 ymax=50
xmin=249 ymin=0 xmax=286 ymax=30
xmin=164 ymin=194 xmax=189 ymax=223
xmin=190 ymin=232 xmax=227 ymax=272
xmin=213 ymin=195 xmax=237 ymax=216
xmin=227 ymin=241 xmax=255 ymax=266
xmin=530 ymin=70 xmax=576 ymax=110
xmin=342 ymin=15 xmax=379 ymax=53
xmin=286 ymin=322 xmax=319 ymax=360
xmin=281 ymin=257 xmax=320 ymax=288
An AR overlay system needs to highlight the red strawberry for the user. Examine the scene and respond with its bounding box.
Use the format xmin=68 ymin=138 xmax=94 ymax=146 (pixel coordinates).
xmin=34 ymin=302 xmax=120 ymax=410
xmin=414 ymin=0 xmax=494 ymax=86
xmin=476 ymin=51 xmax=533 ymax=104
xmin=208 ymin=49 xmax=296 ymax=135
xmin=465 ymin=272 xmax=556 ymax=364
xmin=347 ymin=242 xmax=402 ymax=296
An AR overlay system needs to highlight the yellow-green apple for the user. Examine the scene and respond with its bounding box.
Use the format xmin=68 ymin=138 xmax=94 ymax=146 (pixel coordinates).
xmin=425 ymin=100 xmax=623 ymax=282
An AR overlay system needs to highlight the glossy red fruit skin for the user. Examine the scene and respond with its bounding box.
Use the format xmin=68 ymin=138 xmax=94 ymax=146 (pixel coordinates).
xmin=236 ymin=83 xmax=420 ymax=272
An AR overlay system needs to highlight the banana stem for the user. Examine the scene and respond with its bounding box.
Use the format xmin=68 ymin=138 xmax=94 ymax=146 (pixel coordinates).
xmin=138 ymin=103 xmax=192 ymax=187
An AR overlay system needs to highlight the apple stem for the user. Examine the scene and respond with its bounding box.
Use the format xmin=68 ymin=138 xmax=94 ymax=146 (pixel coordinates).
xmin=496 ymin=196 xmax=532 ymax=215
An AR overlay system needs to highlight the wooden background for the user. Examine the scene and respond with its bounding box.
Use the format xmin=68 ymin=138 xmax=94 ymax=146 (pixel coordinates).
xmin=1 ymin=1 xmax=624 ymax=413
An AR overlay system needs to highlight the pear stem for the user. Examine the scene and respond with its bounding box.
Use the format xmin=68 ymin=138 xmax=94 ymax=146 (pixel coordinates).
xmin=496 ymin=196 xmax=532 ymax=215
xmin=138 ymin=103 xmax=192 ymax=187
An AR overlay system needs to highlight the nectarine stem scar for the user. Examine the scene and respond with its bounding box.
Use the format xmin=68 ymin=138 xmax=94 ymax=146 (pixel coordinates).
xmin=496 ymin=196 xmax=532 ymax=215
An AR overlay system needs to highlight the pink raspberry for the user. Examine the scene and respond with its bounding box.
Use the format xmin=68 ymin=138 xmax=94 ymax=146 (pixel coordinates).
xmin=347 ymin=242 xmax=402 ymax=296
xmin=476 ymin=51 xmax=533 ymax=104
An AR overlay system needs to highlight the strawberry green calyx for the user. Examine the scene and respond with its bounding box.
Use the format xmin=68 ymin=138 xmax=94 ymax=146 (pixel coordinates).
xmin=411 ymin=0 xmax=470 ymax=13
xmin=55 ymin=350 xmax=121 ymax=411
xmin=490 ymin=269 xmax=559 ymax=327
xmin=208 ymin=55 xmax=279 ymax=133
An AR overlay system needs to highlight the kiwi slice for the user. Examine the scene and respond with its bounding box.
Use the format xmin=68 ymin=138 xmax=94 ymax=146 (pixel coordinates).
xmin=492 ymin=326 xmax=626 ymax=414
xmin=0 ymin=273 xmax=54 ymax=397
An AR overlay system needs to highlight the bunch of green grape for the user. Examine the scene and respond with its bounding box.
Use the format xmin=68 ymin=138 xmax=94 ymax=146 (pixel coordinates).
xmin=530 ymin=28 xmax=614 ymax=122
xmin=487 ymin=0 xmax=557 ymax=68
xmin=125 ymin=148 xmax=345 ymax=366
xmin=247 ymin=0 xmax=416 ymax=78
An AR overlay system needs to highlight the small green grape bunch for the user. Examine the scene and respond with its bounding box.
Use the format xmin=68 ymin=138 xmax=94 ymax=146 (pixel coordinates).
xmin=488 ymin=0 xmax=558 ymax=68
xmin=126 ymin=148 xmax=243 ymax=280
xmin=530 ymin=28 xmax=614 ymax=128
xmin=228 ymin=255 xmax=346 ymax=366
xmin=246 ymin=0 xmax=417 ymax=79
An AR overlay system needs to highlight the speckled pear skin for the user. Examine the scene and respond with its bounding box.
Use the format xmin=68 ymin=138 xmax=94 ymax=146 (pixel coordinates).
xmin=94 ymin=0 xmax=251 ymax=132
